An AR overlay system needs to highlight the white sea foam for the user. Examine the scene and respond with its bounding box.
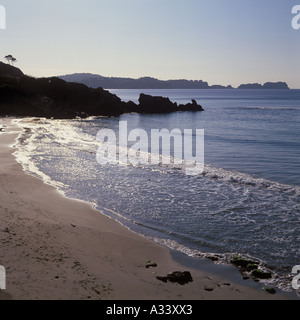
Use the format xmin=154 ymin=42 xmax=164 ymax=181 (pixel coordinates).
xmin=14 ymin=118 xmax=300 ymax=197
xmin=202 ymin=164 xmax=300 ymax=195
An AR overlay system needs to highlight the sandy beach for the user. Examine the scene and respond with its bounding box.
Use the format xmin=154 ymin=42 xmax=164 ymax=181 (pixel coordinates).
xmin=0 ymin=118 xmax=289 ymax=300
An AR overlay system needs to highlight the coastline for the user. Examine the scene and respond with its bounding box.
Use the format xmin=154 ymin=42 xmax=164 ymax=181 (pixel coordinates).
xmin=0 ymin=118 xmax=291 ymax=300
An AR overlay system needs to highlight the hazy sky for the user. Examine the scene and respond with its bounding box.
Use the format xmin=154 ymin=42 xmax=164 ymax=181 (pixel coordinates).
xmin=1 ymin=0 xmax=300 ymax=88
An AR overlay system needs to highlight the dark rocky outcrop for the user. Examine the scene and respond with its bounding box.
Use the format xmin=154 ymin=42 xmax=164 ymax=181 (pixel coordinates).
xmin=251 ymin=269 xmax=272 ymax=279
xmin=156 ymin=271 xmax=193 ymax=285
xmin=179 ymin=99 xmax=204 ymax=111
xmin=0 ymin=67 xmax=134 ymax=118
xmin=138 ymin=93 xmax=178 ymax=113
xmin=0 ymin=64 xmax=205 ymax=118
xmin=230 ymin=256 xmax=258 ymax=268
xmin=230 ymin=255 xmax=273 ymax=281
xmin=138 ymin=94 xmax=204 ymax=113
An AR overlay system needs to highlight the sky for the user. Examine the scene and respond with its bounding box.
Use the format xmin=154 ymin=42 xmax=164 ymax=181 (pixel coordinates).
xmin=0 ymin=0 xmax=300 ymax=88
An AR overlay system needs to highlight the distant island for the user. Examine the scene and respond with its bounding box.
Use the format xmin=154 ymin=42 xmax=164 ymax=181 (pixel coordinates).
xmin=238 ymin=82 xmax=289 ymax=89
xmin=0 ymin=62 xmax=203 ymax=119
xmin=59 ymin=73 xmax=290 ymax=90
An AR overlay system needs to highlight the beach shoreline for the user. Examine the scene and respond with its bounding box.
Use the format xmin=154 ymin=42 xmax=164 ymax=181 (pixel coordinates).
xmin=0 ymin=118 xmax=292 ymax=300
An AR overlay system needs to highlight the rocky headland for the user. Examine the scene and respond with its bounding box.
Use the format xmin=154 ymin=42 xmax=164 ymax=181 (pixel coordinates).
xmin=0 ymin=62 xmax=203 ymax=119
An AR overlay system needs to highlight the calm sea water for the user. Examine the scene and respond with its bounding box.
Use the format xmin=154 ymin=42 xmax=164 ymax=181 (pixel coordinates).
xmin=14 ymin=89 xmax=300 ymax=292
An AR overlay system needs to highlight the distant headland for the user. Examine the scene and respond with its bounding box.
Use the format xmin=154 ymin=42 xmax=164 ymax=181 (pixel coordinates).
xmin=59 ymin=73 xmax=290 ymax=90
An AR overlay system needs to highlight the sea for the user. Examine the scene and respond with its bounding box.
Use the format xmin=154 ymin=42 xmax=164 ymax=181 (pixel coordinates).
xmin=13 ymin=89 xmax=300 ymax=293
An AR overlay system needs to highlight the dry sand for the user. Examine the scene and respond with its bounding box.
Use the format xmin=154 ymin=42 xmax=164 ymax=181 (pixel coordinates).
xmin=0 ymin=118 xmax=289 ymax=300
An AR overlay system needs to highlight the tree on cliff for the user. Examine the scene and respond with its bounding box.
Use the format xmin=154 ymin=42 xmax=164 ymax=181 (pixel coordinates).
xmin=4 ymin=55 xmax=17 ymax=65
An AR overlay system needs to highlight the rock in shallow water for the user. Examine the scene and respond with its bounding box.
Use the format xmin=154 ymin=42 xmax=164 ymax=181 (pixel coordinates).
xmin=251 ymin=269 xmax=272 ymax=279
